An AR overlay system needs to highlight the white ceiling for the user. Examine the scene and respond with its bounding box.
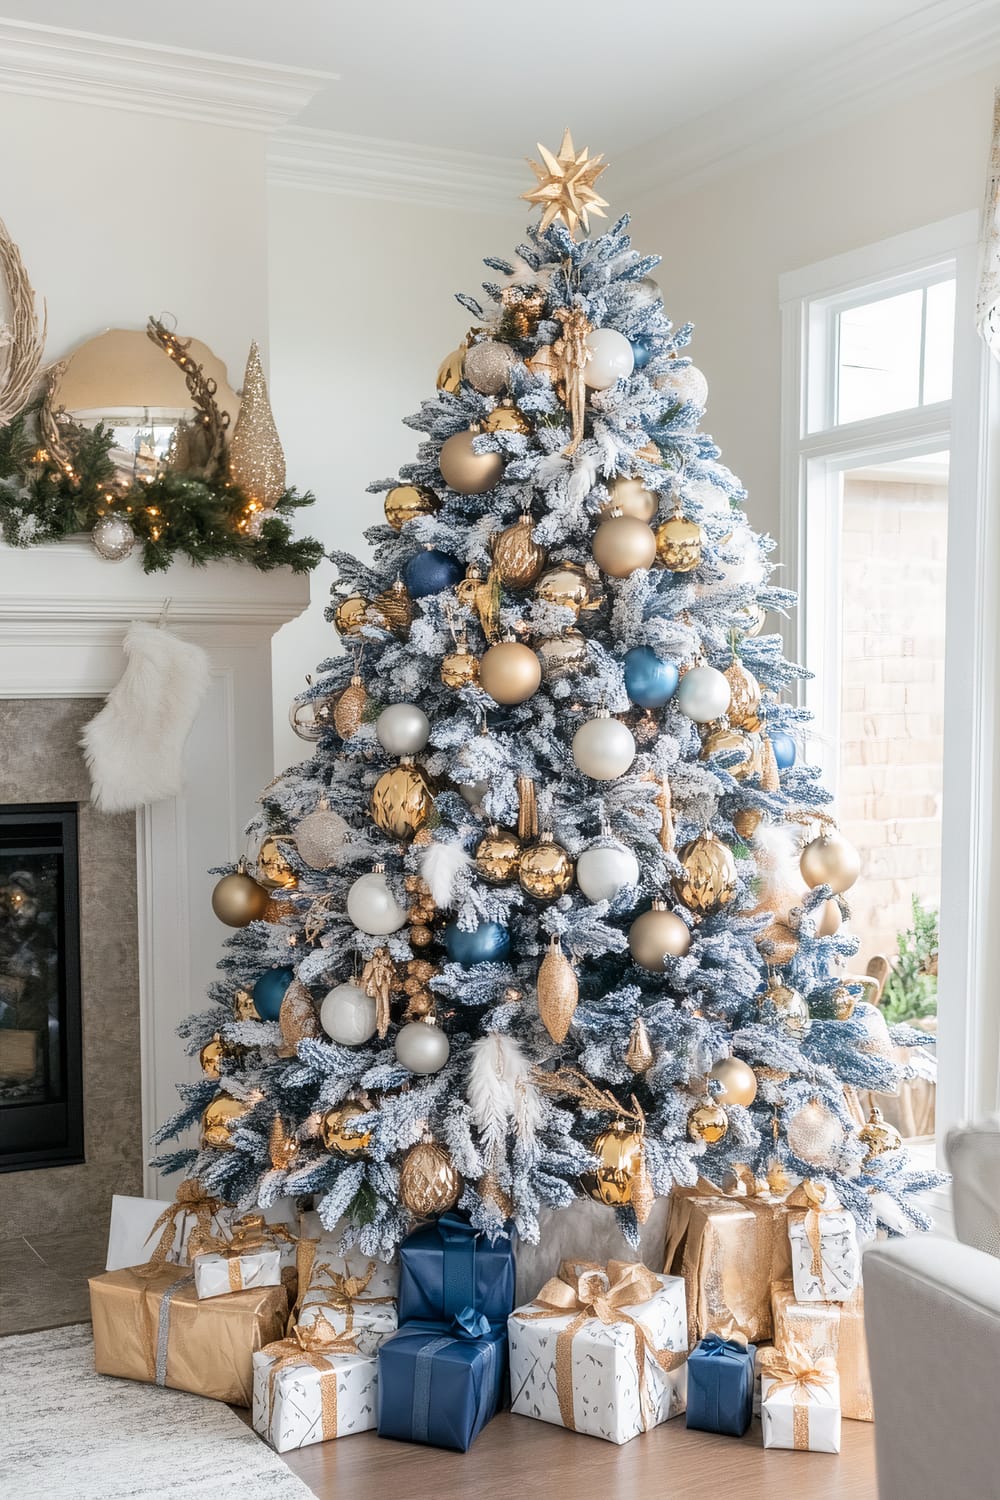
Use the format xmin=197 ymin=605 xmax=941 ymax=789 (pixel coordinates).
xmin=0 ymin=0 xmax=971 ymax=156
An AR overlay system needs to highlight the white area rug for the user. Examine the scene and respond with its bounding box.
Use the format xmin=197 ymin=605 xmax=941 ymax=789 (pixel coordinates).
xmin=0 ymin=1323 xmax=315 ymax=1500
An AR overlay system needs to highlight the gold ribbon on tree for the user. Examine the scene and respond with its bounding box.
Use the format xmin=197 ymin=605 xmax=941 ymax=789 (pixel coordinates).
xmin=786 ymin=1179 xmax=838 ymax=1293
xmin=135 ymin=1181 xmax=224 ymax=1277
xmin=261 ymin=1313 xmax=360 ymax=1439
xmin=188 ymin=1212 xmax=297 ymax=1292
xmin=759 ymin=1341 xmax=838 ymax=1451
xmin=513 ymin=1259 xmax=685 ymax=1433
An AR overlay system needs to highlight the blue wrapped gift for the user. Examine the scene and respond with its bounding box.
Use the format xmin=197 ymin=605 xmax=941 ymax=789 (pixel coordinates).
xmin=376 ymin=1318 xmax=508 ymax=1451
xmin=685 ymin=1332 xmax=757 ymax=1437
xmin=398 ymin=1213 xmax=515 ymax=1330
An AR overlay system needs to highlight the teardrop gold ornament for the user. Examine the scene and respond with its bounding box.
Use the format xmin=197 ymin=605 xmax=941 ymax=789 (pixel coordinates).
xmin=269 ymin=1114 xmax=299 ymax=1170
xmin=758 ymin=734 xmax=781 ymax=791
xmin=537 ymin=935 xmax=578 ymax=1043
xmin=673 ymin=832 xmax=738 ymax=913
xmin=624 ymin=1016 xmax=654 ymax=1073
xmin=278 ymin=978 xmax=321 ymax=1055
xmin=333 ymin=674 xmax=367 ymax=738
xmin=492 ymin=512 xmax=547 ymax=586
xmin=725 ymin=661 xmax=762 ymax=730
xmin=369 ymin=759 xmax=434 ymax=839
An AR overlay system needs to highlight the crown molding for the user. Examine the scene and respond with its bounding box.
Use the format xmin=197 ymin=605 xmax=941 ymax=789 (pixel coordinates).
xmin=267 ymin=127 xmax=525 ymax=213
xmin=0 ymin=20 xmax=334 ymax=132
xmin=616 ymin=0 xmax=1000 ymax=201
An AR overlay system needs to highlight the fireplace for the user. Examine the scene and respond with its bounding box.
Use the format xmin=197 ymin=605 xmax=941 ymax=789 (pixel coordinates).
xmin=0 ymin=803 xmax=84 ymax=1172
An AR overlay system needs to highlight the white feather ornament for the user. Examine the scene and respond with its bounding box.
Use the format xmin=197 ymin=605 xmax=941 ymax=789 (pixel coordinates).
xmin=468 ymin=1033 xmax=542 ymax=1155
xmin=420 ymin=838 xmax=472 ymax=909
xmin=746 ymin=821 xmax=808 ymax=923
xmin=567 ymin=454 xmax=598 ymax=503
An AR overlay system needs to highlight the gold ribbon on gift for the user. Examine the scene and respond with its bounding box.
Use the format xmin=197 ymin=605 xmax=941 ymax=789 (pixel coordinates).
xmin=704 ymin=1317 xmax=749 ymax=1350
xmin=135 ymin=1181 xmax=224 ymax=1277
xmin=187 ymin=1213 xmax=297 ymax=1292
xmin=785 ymin=1179 xmax=838 ymax=1293
xmin=261 ymin=1313 xmax=359 ymax=1440
xmin=771 ymin=1280 xmax=873 ymax=1421
xmin=759 ymin=1341 xmax=837 ymax=1451
xmin=513 ymin=1259 xmax=686 ymax=1434
xmin=291 ymin=1241 xmax=395 ymax=1332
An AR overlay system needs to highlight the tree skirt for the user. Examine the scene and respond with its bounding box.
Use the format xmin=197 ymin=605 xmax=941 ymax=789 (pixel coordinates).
xmin=1 ymin=1324 xmax=314 ymax=1500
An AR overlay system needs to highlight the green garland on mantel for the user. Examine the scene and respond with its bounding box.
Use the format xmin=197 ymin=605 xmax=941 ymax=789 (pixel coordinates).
xmin=0 ymin=407 xmax=324 ymax=574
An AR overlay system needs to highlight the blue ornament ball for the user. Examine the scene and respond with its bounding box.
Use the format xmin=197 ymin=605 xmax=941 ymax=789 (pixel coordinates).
xmin=443 ymin=919 xmax=511 ymax=966
xmin=252 ymin=966 xmax=295 ymax=1022
xmin=630 ymin=336 xmax=654 ymax=371
xmin=404 ymin=548 xmax=463 ymax=599
xmin=623 ymin=646 xmax=679 ymax=709
xmin=771 ymin=732 xmax=796 ymax=769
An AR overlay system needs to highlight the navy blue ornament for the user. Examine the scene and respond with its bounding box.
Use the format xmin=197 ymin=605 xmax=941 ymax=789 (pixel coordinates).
xmin=443 ymin=919 xmax=511 ymax=966
xmin=630 ymin=336 xmax=654 ymax=371
xmin=623 ymin=646 xmax=679 ymax=709
xmin=771 ymin=731 xmax=796 ymax=769
xmin=252 ymin=966 xmax=294 ymax=1021
xmin=404 ymin=548 xmax=463 ymax=599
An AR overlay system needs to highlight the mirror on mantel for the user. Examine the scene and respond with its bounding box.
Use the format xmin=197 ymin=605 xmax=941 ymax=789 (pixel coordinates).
xmin=47 ymin=328 xmax=240 ymax=486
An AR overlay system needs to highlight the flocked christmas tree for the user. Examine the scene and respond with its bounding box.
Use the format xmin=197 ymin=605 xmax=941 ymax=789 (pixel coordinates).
xmin=155 ymin=133 xmax=943 ymax=1255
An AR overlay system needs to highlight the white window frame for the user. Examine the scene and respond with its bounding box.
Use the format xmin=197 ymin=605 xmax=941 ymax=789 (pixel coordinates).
xmin=779 ymin=213 xmax=1000 ymax=1221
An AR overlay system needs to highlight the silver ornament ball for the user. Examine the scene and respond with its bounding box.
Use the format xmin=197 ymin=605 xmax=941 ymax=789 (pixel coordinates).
xmin=464 ymin=340 xmax=515 ymax=395
xmin=320 ymin=983 xmax=377 ymax=1045
xmin=394 ymin=1019 xmax=451 ymax=1074
xmin=92 ymin=514 xmax=135 ymax=561
xmin=376 ymin=702 xmax=431 ymax=756
xmin=294 ymin=806 xmax=350 ymax=870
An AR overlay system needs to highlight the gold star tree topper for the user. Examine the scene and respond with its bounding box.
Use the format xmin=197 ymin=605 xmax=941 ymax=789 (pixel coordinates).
xmin=522 ymin=129 xmax=609 ymax=236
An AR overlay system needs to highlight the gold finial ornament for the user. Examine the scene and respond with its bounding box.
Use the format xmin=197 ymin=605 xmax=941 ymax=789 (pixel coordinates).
xmin=522 ymin=129 xmax=609 ymax=236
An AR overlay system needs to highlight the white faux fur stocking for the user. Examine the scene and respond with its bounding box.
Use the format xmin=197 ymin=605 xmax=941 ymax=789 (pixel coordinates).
xmin=81 ymin=621 xmax=210 ymax=813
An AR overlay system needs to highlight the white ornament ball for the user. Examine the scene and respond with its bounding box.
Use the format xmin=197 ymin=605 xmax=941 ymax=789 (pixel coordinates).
xmin=91 ymin=514 xmax=135 ymax=561
xmin=584 ymin=328 xmax=635 ymax=390
xmin=659 ymin=362 xmax=709 ymax=409
xmin=376 ymin=703 xmax=430 ymax=756
xmin=856 ymin=1001 xmax=894 ymax=1065
xmin=676 ymin=665 xmax=731 ymax=724
xmin=459 ymin=780 xmax=489 ymax=808
xmin=572 ymin=715 xmax=636 ymax=780
xmin=786 ymin=1099 xmax=844 ymax=1168
xmin=320 ymin=983 xmax=377 ymax=1045
xmin=394 ymin=1020 xmax=450 ymax=1074
xmin=346 ymin=870 xmax=407 ymax=935
xmin=295 ymin=806 xmax=350 ymax=870
xmin=576 ymin=843 xmax=640 ymax=902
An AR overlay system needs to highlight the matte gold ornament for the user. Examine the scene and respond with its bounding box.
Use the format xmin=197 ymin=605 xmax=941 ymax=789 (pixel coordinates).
xmin=475 ymin=826 xmax=521 ymax=884
xmin=630 ymin=1152 xmax=655 ymax=1225
xmin=758 ymin=920 xmax=799 ymax=965
xmin=537 ymin=935 xmax=578 ymax=1043
xmin=535 ymin=561 xmax=603 ymax=616
xmin=624 ymin=1016 xmax=654 ymax=1074
xmin=859 ymin=1104 xmax=903 ymax=1163
xmin=384 ymin=483 xmax=440 ymax=531
xmin=522 ymin=128 xmax=609 ymax=237
xmin=201 ymin=1092 xmax=248 ymax=1149
xmin=687 ymin=1100 xmax=729 ymax=1145
xmin=518 ymin=832 xmax=574 ymax=900
xmin=592 ymin=510 xmax=657 ymax=578
xmin=628 ymin=901 xmax=691 ymax=970
xmin=333 ymin=673 xmax=367 ymax=738
xmin=816 ymin=898 xmax=842 ymax=937
xmin=586 ymin=1118 xmax=644 ymax=1206
xmin=656 ymin=515 xmax=702 ymax=572
xmin=724 ymin=661 xmax=762 ymax=730
xmin=786 ymin=1098 xmax=843 ymax=1167
xmin=492 ymin=512 xmax=547 ymax=586
xmin=767 ymin=981 xmax=810 ymax=1036
xmin=605 ymin=475 xmax=659 ymax=522
xmin=484 ymin=404 xmax=531 ymax=435
xmin=437 ymin=345 xmax=465 ymax=393
xmin=399 ymin=1139 xmax=463 ymax=1216
xmin=199 ymin=1034 xmax=227 ymax=1080
xmin=439 ymin=429 xmax=504 ymax=495
xmin=708 ymin=1056 xmax=758 ymax=1108
xmin=673 ymin=832 xmax=738 ymax=913
xmin=211 ymin=863 xmax=269 ymax=926
xmin=256 ymin=837 xmax=297 ymax=891
xmin=320 ymin=1101 xmax=371 ymax=1155
xmin=269 ymin=1115 xmax=299 ymax=1171
xmin=228 ymin=340 xmax=286 ymax=507
xmin=800 ymin=830 xmax=861 ymax=894
xmin=700 ymin=725 xmax=757 ymax=781
xmin=440 ymin=640 xmax=479 ymax=689
xmin=334 ymin=594 xmax=370 ymax=637
xmin=370 ymin=759 xmax=434 ymax=840
xmin=478 ymin=639 xmax=541 ymax=705
xmin=376 ymin=578 xmax=414 ymax=635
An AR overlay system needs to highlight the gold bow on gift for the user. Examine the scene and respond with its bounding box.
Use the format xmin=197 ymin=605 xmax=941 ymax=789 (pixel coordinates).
xmin=261 ymin=1313 xmax=360 ymax=1440
xmin=189 ymin=1213 xmax=297 ymax=1292
xmin=703 ymin=1318 xmax=749 ymax=1351
xmin=759 ymin=1341 xmax=837 ymax=1451
xmin=786 ymin=1179 xmax=838 ymax=1292
xmin=292 ymin=1242 xmax=395 ymax=1331
xmin=135 ymin=1180 xmax=224 ymax=1277
xmin=514 ymin=1259 xmax=685 ymax=1433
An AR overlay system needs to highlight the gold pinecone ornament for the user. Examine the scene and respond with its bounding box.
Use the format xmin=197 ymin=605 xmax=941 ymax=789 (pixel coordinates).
xmin=333 ymin=674 xmax=367 ymax=738
xmin=537 ymin=935 xmax=578 ymax=1042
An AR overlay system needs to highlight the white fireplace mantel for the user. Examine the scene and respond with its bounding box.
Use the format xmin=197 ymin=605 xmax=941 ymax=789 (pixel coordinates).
xmin=0 ymin=539 xmax=311 ymax=1193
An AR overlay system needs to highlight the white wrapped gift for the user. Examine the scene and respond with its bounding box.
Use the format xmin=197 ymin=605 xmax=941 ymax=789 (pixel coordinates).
xmin=508 ymin=1258 xmax=688 ymax=1445
xmin=106 ymin=1191 xmax=297 ymax=1272
xmin=194 ymin=1247 xmax=283 ymax=1299
xmin=295 ymin=1238 xmax=398 ymax=1356
xmin=252 ymin=1315 xmax=378 ymax=1453
xmin=788 ymin=1208 xmax=861 ymax=1303
xmin=760 ymin=1344 xmax=841 ymax=1453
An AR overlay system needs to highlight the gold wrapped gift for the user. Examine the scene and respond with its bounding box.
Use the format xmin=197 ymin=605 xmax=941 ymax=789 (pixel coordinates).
xmin=89 ymin=1264 xmax=289 ymax=1406
xmin=663 ymin=1182 xmax=792 ymax=1346
xmin=771 ymin=1280 xmax=873 ymax=1422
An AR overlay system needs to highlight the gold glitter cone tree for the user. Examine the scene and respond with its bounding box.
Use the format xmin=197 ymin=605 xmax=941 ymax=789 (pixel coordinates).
xmin=229 ymin=340 xmax=286 ymax=525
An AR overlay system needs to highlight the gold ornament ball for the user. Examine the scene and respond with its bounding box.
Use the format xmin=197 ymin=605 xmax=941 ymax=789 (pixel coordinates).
xmin=518 ymin=833 xmax=574 ymax=900
xmin=478 ymin=640 xmax=542 ymax=705
xmin=334 ymin=594 xmax=370 ymax=636
xmin=786 ymin=1099 xmax=843 ymax=1167
xmin=859 ymin=1105 xmax=903 ymax=1163
xmin=700 ymin=726 xmax=757 ymax=781
xmin=628 ymin=904 xmax=692 ymax=970
xmin=440 ymin=645 xmax=480 ymax=689
xmin=492 ymin=513 xmax=547 ymax=586
xmin=725 ymin=662 xmax=762 ymax=729
xmin=320 ymin=1101 xmax=371 ymax=1155
xmin=475 ymin=826 xmax=521 ymax=884
xmin=437 ymin=346 xmax=465 ymax=393
xmin=399 ymin=1140 xmax=463 ymax=1216
xmin=537 ymin=630 xmax=588 ymax=678
xmin=376 ymin=579 xmax=414 ymax=635
xmin=211 ymin=869 xmax=269 ymax=926
xmin=585 ymin=1118 xmax=645 ymax=1206
xmin=384 ymin=484 xmax=440 ymax=531
xmin=687 ymin=1101 xmax=729 ymax=1145
xmin=816 ymin=898 xmax=843 ymax=937
xmin=800 ymin=831 xmax=862 ymax=894
xmin=484 ymin=404 xmax=531 ymax=435
xmin=199 ymin=1035 xmax=227 ymax=1080
xmin=830 ymin=984 xmax=857 ymax=1021
xmin=656 ymin=516 xmax=702 ymax=572
xmin=768 ymin=982 xmax=811 ymax=1035
xmin=370 ymin=760 xmax=435 ymax=840
xmin=201 ymin=1092 xmax=248 ymax=1150
xmin=674 ymin=833 xmax=738 ymax=913
xmin=256 ymin=837 xmax=297 ymax=891
xmin=535 ymin=561 xmax=603 ymax=617
xmin=708 ymin=1056 xmax=758 ymax=1108
xmin=605 ymin=476 xmax=659 ymax=522
xmin=439 ymin=431 xmax=504 ymax=495
xmin=591 ymin=512 xmax=657 ymax=578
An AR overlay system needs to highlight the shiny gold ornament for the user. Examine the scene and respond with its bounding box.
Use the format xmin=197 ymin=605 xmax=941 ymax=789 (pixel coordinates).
xmin=724 ymin=661 xmax=762 ymax=730
xmin=201 ymin=1092 xmax=248 ymax=1150
xmin=816 ymin=898 xmax=842 ymax=937
xmin=475 ymin=826 xmax=521 ymax=884
xmin=673 ymin=832 xmax=738 ymax=913
xmin=211 ymin=864 xmax=269 ymax=926
xmin=630 ymin=1151 xmax=655 ymax=1224
xmin=384 ymin=483 xmax=440 ymax=531
xmin=687 ymin=1100 xmax=729 ymax=1145
xmin=376 ymin=578 xmax=414 ymax=635
xmin=478 ymin=639 xmax=541 ymax=705
xmin=526 ymin=343 xmax=562 ymax=387
xmin=708 ymin=1056 xmax=758 ymax=1108
xmin=333 ymin=673 xmax=367 ymax=738
xmin=537 ymin=935 xmax=578 ymax=1043
xmin=518 ymin=832 xmax=574 ymax=900
xmin=492 ymin=512 xmax=547 ymax=586
xmin=228 ymin=341 xmax=286 ymax=508
xmin=501 ymin=285 xmax=546 ymax=339
xmin=333 ymin=594 xmax=371 ymax=637
xmin=522 ymin=128 xmax=609 ymax=237
xmin=233 ymin=988 xmax=257 ymax=1021
xmin=256 ymin=837 xmax=297 ymax=891
xmin=586 ymin=1118 xmax=644 ymax=1206
xmin=655 ymin=515 xmax=702 ymax=572
xmin=269 ymin=1115 xmax=299 ymax=1170
xmin=320 ymin=1101 xmax=371 ymax=1155
xmin=409 ymin=924 xmax=434 ymax=948
xmin=624 ymin=1016 xmax=654 ymax=1074
xmin=800 ymin=830 xmax=861 ymax=894
xmin=399 ymin=1139 xmax=463 ymax=1216
xmin=700 ymin=725 xmax=757 ymax=781
xmin=830 ymin=984 xmax=856 ymax=1021
xmin=592 ymin=510 xmax=657 ymax=578
xmin=535 ymin=561 xmax=603 ymax=616
xmin=605 ymin=475 xmax=659 ymax=522
xmin=436 ymin=346 xmax=465 ymax=393
xmin=758 ymin=920 xmax=799 ymax=965
xmin=455 ymin=563 xmax=500 ymax=640
xmin=370 ymin=759 xmax=434 ymax=840
xmin=733 ymin=807 xmax=764 ymax=840
xmin=859 ymin=1104 xmax=903 ymax=1163
xmin=199 ymin=1034 xmax=227 ymax=1080
xmin=767 ymin=982 xmax=810 ymax=1036
xmin=484 ymin=404 xmax=531 ymax=435
xmin=440 ymin=640 xmax=480 ymax=689
xmin=537 ymin=629 xmax=588 ymax=678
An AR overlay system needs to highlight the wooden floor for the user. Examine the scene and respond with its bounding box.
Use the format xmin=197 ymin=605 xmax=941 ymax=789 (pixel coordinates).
xmin=270 ymin=1409 xmax=878 ymax=1500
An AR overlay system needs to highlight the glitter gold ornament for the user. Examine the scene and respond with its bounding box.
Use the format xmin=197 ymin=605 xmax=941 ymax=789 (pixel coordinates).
xmin=518 ymin=832 xmax=574 ymax=900
xmin=687 ymin=1100 xmax=729 ymax=1144
xmin=537 ymin=629 xmax=588 ymax=678
xmin=631 ymin=1151 xmax=655 ymax=1225
xmin=333 ymin=673 xmax=367 ymax=738
xmin=228 ymin=340 xmax=286 ymax=507
xmin=492 ymin=512 xmax=546 ymax=586
xmin=269 ymin=1115 xmax=299 ymax=1171
xmin=700 ymin=725 xmax=757 ymax=780
xmin=757 ymin=734 xmax=781 ymax=792
xmin=201 ymin=1092 xmax=248 ymax=1149
xmin=376 ymin=578 xmax=414 ymax=635
xmin=655 ymin=515 xmax=702 ymax=572
xmin=586 ymin=1118 xmax=644 ymax=1206
xmin=370 ymin=758 xmax=434 ymax=840
xmin=463 ymin=340 xmax=515 ymax=395
xmin=624 ymin=1016 xmax=654 ymax=1074
xmin=211 ymin=862 xmax=269 ymax=926
xmin=399 ymin=1139 xmax=463 ymax=1216
xmin=725 ymin=661 xmax=762 ymax=730
xmin=708 ymin=1056 xmax=758 ymax=1108
xmin=591 ymin=510 xmax=657 ymax=578
xmin=256 ymin=837 xmax=297 ymax=891
xmin=484 ymin=404 xmax=531 ymax=435
xmin=605 ymin=475 xmax=658 ymax=523
xmin=320 ymin=1101 xmax=371 ymax=1155
xmin=673 ymin=832 xmax=737 ymax=913
xmin=859 ymin=1104 xmax=903 ymax=1163
xmin=537 ymin=935 xmax=578 ymax=1043
xmin=475 ymin=826 xmax=521 ymax=884
xmin=199 ymin=1034 xmax=227 ymax=1079
xmin=384 ymin=483 xmax=440 ymax=531
xmin=279 ymin=977 xmax=321 ymax=1052
xmin=800 ymin=830 xmax=861 ymax=894
xmin=535 ymin=561 xmax=603 ymax=616
xmin=787 ymin=1098 xmax=843 ymax=1167
xmin=478 ymin=639 xmax=541 ymax=705
xmin=437 ymin=345 xmax=465 ymax=393
xmin=440 ymin=640 xmax=480 ymax=689
xmin=501 ymin=285 xmax=546 ymax=339
xmin=522 ymin=129 xmax=609 ymax=237
xmin=333 ymin=594 xmax=370 ymax=637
